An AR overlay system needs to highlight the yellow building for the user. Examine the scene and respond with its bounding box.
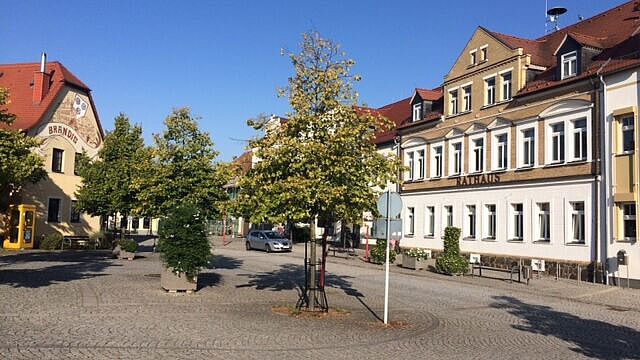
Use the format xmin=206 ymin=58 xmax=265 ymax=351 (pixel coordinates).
xmin=0 ymin=55 xmax=104 ymax=238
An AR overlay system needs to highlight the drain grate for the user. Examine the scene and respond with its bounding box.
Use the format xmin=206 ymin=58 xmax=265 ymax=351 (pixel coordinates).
xmin=144 ymin=273 xmax=161 ymax=278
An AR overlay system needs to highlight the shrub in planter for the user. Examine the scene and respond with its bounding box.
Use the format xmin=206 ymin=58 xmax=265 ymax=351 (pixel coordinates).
xmin=370 ymin=238 xmax=397 ymax=264
xmin=117 ymin=238 xmax=138 ymax=253
xmin=404 ymin=248 xmax=430 ymax=260
xmin=435 ymin=227 xmax=469 ymax=275
xmin=158 ymin=203 xmax=210 ymax=282
xmin=40 ymin=233 xmax=63 ymax=250
xmin=402 ymin=248 xmax=430 ymax=270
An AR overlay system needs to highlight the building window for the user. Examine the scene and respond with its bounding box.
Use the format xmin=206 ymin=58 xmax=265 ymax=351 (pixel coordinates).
xmin=561 ymin=51 xmax=577 ymax=79
xmin=512 ymin=203 xmax=523 ymax=240
xmin=622 ymin=204 xmax=636 ymax=241
xmin=407 ymin=152 xmax=414 ymax=180
xmin=463 ymin=85 xmax=472 ymax=112
xmin=486 ymin=204 xmax=496 ymax=239
xmin=470 ymin=50 xmax=477 ymax=65
xmin=70 ymin=200 xmax=81 ymax=223
xmin=551 ymin=123 xmax=565 ymax=163
xmin=472 ymin=138 xmax=484 ymax=172
xmin=143 ymin=217 xmax=151 ymax=230
xmin=445 ymin=205 xmax=453 ymax=228
xmin=120 ymin=216 xmax=128 ymax=230
xmin=537 ymin=203 xmax=550 ymax=241
xmin=417 ymin=150 xmax=425 ymax=179
xmin=480 ymin=46 xmax=487 ymax=61
xmin=433 ymin=145 xmax=443 ymax=178
xmin=495 ymin=133 xmax=508 ymax=170
xmin=449 ymin=90 xmax=458 ymax=115
xmin=573 ymin=118 xmax=587 ymax=160
xmin=74 ymin=153 xmax=82 ymax=176
xmin=522 ymin=128 xmax=535 ymax=167
xmin=467 ymin=205 xmax=476 ymax=238
xmin=52 ymin=148 xmax=64 ymax=173
xmin=407 ymin=207 xmax=415 ymax=235
xmin=621 ymin=116 xmax=635 ymax=153
xmin=131 ymin=217 xmax=139 ymax=230
xmin=570 ymin=202 xmax=585 ymax=243
xmin=501 ymin=72 xmax=512 ymax=101
xmin=452 ymin=142 xmax=462 ymax=175
xmin=413 ymin=103 xmax=422 ymax=122
xmin=425 ymin=206 xmax=435 ymax=237
xmin=47 ymin=198 xmax=61 ymax=223
xmin=485 ymin=77 xmax=496 ymax=105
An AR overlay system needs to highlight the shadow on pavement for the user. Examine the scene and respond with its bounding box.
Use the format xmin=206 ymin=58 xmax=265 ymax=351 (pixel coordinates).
xmin=197 ymin=272 xmax=222 ymax=290
xmin=208 ymin=255 xmax=243 ymax=270
xmin=0 ymin=251 xmax=116 ymax=288
xmin=491 ymin=296 xmax=640 ymax=359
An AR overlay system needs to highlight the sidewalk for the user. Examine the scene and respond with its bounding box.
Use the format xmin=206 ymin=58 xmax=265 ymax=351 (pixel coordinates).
xmin=212 ymin=235 xmax=640 ymax=312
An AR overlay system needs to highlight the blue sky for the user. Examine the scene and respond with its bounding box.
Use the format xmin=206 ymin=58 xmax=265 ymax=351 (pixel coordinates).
xmin=2 ymin=0 xmax=624 ymax=161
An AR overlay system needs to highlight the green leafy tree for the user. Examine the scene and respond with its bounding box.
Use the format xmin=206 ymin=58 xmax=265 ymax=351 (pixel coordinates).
xmin=236 ymin=32 xmax=402 ymax=309
xmin=134 ymin=108 xmax=229 ymax=220
xmin=75 ymin=114 xmax=148 ymax=234
xmin=0 ymin=88 xmax=46 ymax=213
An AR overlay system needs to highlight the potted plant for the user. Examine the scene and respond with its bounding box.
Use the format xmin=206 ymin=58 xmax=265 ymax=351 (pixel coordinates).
xmin=435 ymin=227 xmax=469 ymax=275
xmin=158 ymin=203 xmax=210 ymax=292
xmin=114 ymin=238 xmax=138 ymax=260
xmin=402 ymin=248 xmax=430 ymax=270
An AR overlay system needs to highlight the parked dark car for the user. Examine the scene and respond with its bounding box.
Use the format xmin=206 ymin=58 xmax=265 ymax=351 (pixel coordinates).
xmin=246 ymin=230 xmax=292 ymax=252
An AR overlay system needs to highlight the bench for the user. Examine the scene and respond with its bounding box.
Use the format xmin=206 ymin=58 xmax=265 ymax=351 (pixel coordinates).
xmin=471 ymin=263 xmax=521 ymax=283
xmin=327 ymin=242 xmax=355 ymax=257
xmin=62 ymin=236 xmax=95 ymax=250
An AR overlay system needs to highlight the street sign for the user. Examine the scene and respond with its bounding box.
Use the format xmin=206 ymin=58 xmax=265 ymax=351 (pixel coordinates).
xmin=377 ymin=191 xmax=402 ymax=219
xmin=372 ymin=219 xmax=402 ymax=239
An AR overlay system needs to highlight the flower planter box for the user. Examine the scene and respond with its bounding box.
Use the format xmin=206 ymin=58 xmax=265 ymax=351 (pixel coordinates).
xmin=402 ymin=256 xmax=426 ymax=270
xmin=161 ymin=267 xmax=197 ymax=292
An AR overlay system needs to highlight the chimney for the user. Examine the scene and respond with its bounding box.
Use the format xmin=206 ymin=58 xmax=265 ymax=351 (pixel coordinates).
xmin=33 ymin=52 xmax=51 ymax=104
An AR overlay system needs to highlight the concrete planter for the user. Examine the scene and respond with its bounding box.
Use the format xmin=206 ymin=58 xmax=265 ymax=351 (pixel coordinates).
xmin=402 ymin=256 xmax=426 ymax=270
xmin=161 ymin=267 xmax=197 ymax=292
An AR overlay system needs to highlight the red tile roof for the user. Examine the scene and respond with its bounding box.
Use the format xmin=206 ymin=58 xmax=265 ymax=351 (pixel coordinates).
xmin=373 ymin=97 xmax=412 ymax=145
xmin=415 ymin=88 xmax=442 ymax=101
xmin=0 ymin=61 xmax=96 ymax=132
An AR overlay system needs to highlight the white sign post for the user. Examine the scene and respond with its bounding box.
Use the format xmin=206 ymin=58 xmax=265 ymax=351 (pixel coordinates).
xmin=377 ymin=190 xmax=402 ymax=325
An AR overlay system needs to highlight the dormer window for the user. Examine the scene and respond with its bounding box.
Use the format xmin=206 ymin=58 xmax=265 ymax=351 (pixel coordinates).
xmin=561 ymin=51 xmax=577 ymax=79
xmin=413 ymin=103 xmax=422 ymax=122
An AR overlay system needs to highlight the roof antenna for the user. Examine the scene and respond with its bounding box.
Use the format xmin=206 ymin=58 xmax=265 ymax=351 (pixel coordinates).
xmin=546 ymin=4 xmax=567 ymax=33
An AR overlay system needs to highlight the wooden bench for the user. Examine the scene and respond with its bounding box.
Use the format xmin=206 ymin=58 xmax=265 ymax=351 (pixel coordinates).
xmin=471 ymin=264 xmax=521 ymax=283
xmin=61 ymin=236 xmax=94 ymax=250
xmin=327 ymin=242 xmax=355 ymax=257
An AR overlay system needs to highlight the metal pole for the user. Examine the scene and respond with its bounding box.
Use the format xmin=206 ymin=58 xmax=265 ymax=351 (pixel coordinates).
xmin=364 ymin=225 xmax=370 ymax=261
xmin=383 ymin=190 xmax=391 ymax=325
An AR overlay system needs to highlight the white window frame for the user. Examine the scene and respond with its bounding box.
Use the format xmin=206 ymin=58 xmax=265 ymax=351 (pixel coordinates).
xmin=469 ymin=50 xmax=477 ymax=65
xmin=413 ymin=103 xmax=422 ymax=122
xmin=572 ymin=118 xmax=587 ymax=161
xmin=407 ymin=151 xmax=415 ymax=180
xmin=52 ymin=148 xmax=64 ymax=173
xmin=485 ymin=77 xmax=496 ymax=105
xmin=485 ymin=204 xmax=496 ymax=239
xmin=407 ymin=207 xmax=415 ymax=235
xmin=444 ymin=205 xmax=454 ymax=229
xmin=425 ymin=206 xmax=435 ymax=237
xmin=449 ymin=90 xmax=458 ymax=115
xmin=417 ymin=149 xmax=425 ymax=179
xmin=493 ymin=131 xmax=509 ymax=170
xmin=480 ymin=45 xmax=488 ymax=61
xmin=466 ymin=205 xmax=477 ymax=239
xmin=501 ymin=71 xmax=512 ymax=101
xmin=569 ymin=201 xmax=585 ymax=244
xmin=470 ymin=136 xmax=484 ymax=173
xmin=463 ymin=85 xmax=472 ymax=112
xmin=622 ymin=203 xmax=637 ymax=241
xmin=449 ymin=140 xmax=463 ymax=176
xmin=511 ymin=203 xmax=524 ymax=241
xmin=561 ymin=51 xmax=577 ymax=79
xmin=431 ymin=142 xmax=444 ymax=178
xmin=544 ymin=108 xmax=592 ymax=165
xmin=549 ymin=122 xmax=565 ymax=164
xmin=516 ymin=123 xmax=537 ymax=168
xmin=537 ymin=202 xmax=550 ymax=242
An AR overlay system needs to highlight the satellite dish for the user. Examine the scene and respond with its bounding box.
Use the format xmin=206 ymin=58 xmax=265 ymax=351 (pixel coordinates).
xmin=547 ymin=7 xmax=567 ymax=16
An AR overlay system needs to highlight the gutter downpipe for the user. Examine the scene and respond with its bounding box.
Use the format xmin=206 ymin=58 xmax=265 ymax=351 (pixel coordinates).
xmin=597 ymin=58 xmax=612 ymax=285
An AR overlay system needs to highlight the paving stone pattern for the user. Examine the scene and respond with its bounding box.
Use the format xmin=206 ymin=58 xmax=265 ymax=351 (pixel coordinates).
xmin=0 ymin=237 xmax=639 ymax=359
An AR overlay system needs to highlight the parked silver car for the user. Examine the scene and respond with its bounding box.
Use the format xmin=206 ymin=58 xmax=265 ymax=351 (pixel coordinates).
xmin=246 ymin=230 xmax=292 ymax=252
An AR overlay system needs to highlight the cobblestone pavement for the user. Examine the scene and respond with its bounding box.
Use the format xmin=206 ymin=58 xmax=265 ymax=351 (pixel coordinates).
xmin=0 ymin=237 xmax=639 ymax=359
